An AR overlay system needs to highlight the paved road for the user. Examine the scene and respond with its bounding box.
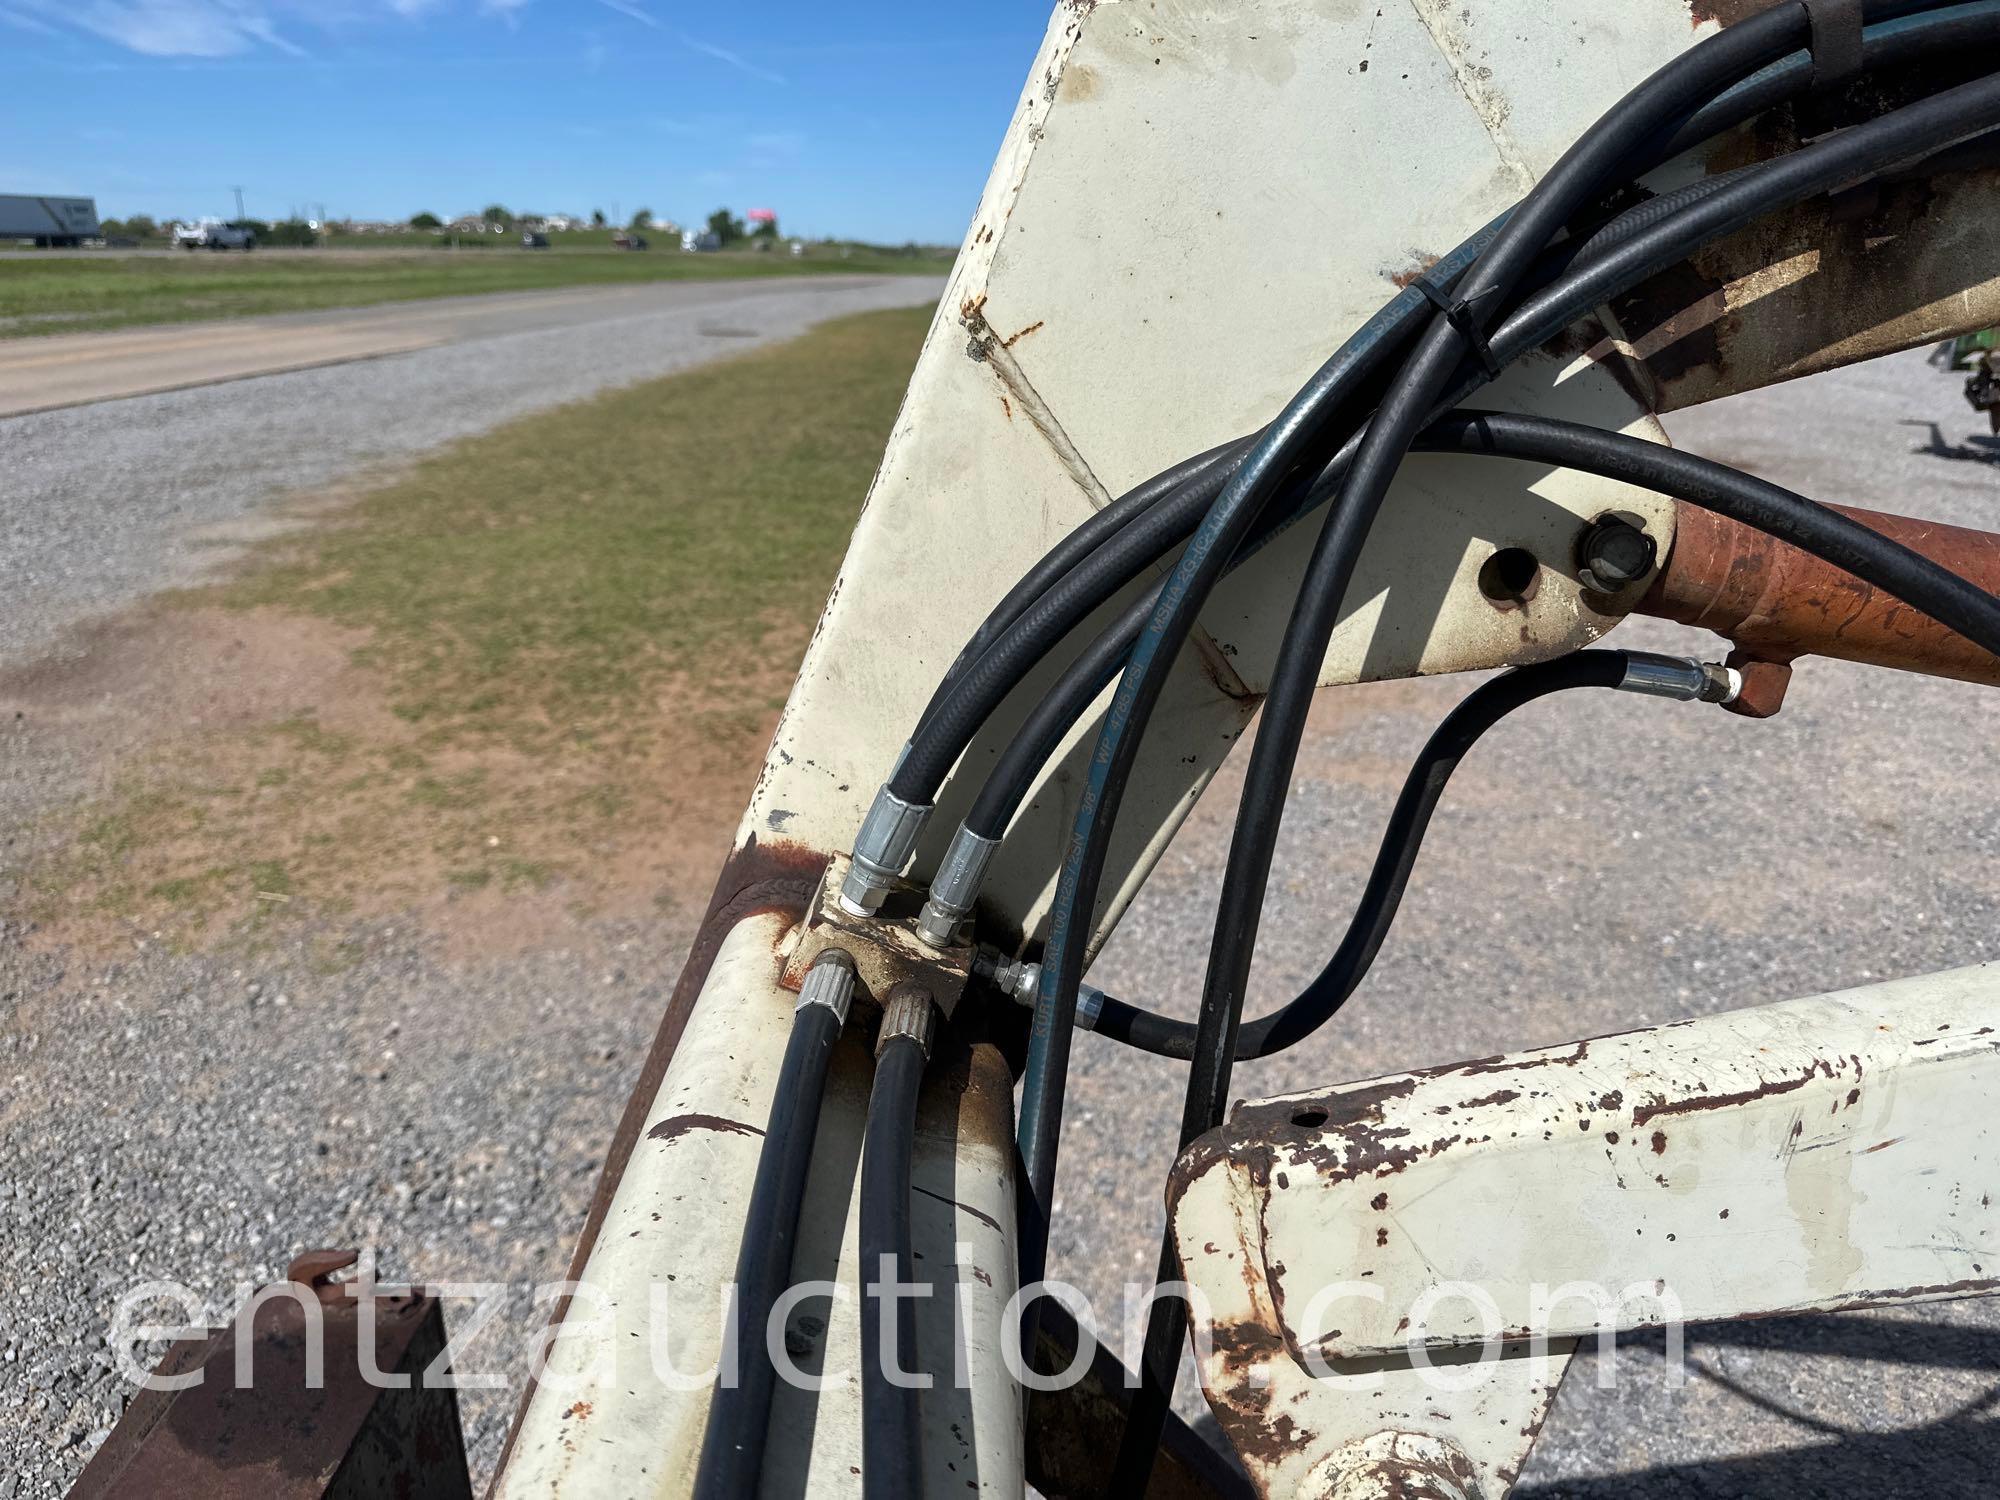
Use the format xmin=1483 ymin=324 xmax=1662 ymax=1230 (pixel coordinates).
xmin=1069 ymin=347 xmax=2000 ymax=1493
xmin=0 ymin=274 xmax=945 ymax=664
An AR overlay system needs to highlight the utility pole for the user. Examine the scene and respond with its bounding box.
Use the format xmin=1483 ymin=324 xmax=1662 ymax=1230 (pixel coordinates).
xmin=231 ymin=185 xmax=246 ymax=221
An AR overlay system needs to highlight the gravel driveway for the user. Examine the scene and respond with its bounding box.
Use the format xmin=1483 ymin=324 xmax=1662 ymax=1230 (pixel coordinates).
xmin=3 ymin=336 xmax=1997 ymax=1496
xmin=0 ymin=274 xmax=945 ymax=664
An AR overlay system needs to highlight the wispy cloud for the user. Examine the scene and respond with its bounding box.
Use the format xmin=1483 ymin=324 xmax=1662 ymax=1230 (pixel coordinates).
xmin=0 ymin=5 xmax=62 ymax=36
xmin=684 ymin=34 xmax=784 ymax=85
xmin=13 ymin=0 xmax=548 ymax=57
xmin=589 ymin=0 xmax=784 ymax=84
xmin=20 ymin=0 xmax=307 ymax=56
xmin=592 ymin=0 xmax=658 ymax=28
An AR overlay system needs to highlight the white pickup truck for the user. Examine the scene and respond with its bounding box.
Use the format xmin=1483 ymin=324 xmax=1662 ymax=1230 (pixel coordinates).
xmin=173 ymin=219 xmax=255 ymax=251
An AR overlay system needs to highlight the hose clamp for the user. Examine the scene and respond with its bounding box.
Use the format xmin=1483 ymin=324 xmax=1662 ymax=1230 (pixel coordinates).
xmin=915 ymin=826 xmax=1001 ymax=949
xmin=839 ymin=785 xmax=932 ymax=915
xmin=795 ymin=947 xmax=857 ymax=1024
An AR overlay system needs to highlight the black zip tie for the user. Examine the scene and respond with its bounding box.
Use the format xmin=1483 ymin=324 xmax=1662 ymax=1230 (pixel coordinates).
xmin=1414 ymin=274 xmax=1503 ymax=379
xmin=1804 ymin=0 xmax=1863 ymax=91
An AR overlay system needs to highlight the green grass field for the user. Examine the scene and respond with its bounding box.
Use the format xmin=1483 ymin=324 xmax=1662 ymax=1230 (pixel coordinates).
xmin=29 ymin=305 xmax=930 ymax=941
xmin=0 ymin=244 xmax=951 ymax=338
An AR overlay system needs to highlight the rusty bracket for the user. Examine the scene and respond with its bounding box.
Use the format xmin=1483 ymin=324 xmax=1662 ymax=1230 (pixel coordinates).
xmin=780 ymin=852 xmax=976 ymax=1023
xmin=70 ymin=1250 xmax=472 ymax=1500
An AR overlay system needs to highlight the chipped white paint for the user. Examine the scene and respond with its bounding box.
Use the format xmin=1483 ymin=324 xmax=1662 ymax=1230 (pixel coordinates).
xmin=1170 ymin=1123 xmax=1570 ymax=1499
xmin=1173 ymin=963 xmax=2000 ymax=1495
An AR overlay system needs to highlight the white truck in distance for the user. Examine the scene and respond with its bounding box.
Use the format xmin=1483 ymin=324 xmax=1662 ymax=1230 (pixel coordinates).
xmin=173 ymin=219 xmax=255 ymax=251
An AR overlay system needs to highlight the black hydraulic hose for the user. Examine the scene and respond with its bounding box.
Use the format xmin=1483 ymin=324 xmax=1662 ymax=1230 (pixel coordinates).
xmin=1107 ymin=6 xmax=1877 ymax=1487
xmin=971 ymin=39 xmax=2000 ymax=1064
xmin=964 ymin=590 xmax=1147 ymax=840
xmin=887 ymin=334 xmax=1423 ymax=807
xmin=1089 ymin=651 xmax=1634 ymax=1059
xmin=1416 ymin=410 xmax=2000 ymax=654
xmin=910 ymin=435 xmax=1254 ymax=741
xmin=1496 ymin=66 xmax=2000 ymax=362
xmin=859 ymin=1013 xmax=931 ymax=1500
xmin=890 ymin=224 xmax=1514 ymax=810
xmin=1081 ymin=393 xmax=2000 ymax=1060
xmin=692 ymin=977 xmax=848 ymax=1500
xmin=1640 ymin=0 xmax=2000 ymax=164
xmin=912 ymin=0 xmax=2000 ymax=823
xmin=964 ymin=103 xmax=2000 ymax=848
xmin=1241 ymin=66 xmax=2000 ymax=570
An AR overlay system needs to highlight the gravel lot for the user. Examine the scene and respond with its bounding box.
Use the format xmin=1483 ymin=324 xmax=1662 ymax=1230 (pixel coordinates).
xmin=0 ymin=274 xmax=945 ymax=664
xmin=3 ymin=337 xmax=1997 ymax=1496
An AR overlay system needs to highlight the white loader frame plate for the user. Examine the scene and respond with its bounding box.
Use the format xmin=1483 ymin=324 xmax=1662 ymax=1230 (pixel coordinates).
xmin=1170 ymin=965 xmax=2000 ymax=1497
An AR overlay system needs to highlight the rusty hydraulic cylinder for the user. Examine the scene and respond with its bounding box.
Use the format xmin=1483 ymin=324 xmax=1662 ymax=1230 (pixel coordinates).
xmin=1634 ymin=499 xmax=2000 ymax=714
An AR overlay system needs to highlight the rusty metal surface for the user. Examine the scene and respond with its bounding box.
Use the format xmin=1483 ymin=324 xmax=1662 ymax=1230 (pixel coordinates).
xmin=1025 ymin=1296 xmax=1255 ymax=1500
xmin=1601 ymin=55 xmax=2000 ymax=411
xmin=1306 ymin=1432 xmax=1482 ymax=1500
xmin=1638 ymin=498 xmax=2000 ymax=694
xmin=781 ymin=853 xmax=976 ymax=1021
xmin=71 ymin=1251 xmax=472 ymax=1500
xmin=1166 ymin=1130 xmax=1570 ymax=1500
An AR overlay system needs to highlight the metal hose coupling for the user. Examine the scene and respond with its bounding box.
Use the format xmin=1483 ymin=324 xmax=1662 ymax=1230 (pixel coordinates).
xmin=795 ymin=947 xmax=858 ymax=1024
xmin=914 ymin=825 xmax=1001 ymax=949
xmin=985 ymin=955 xmax=1105 ymax=1030
xmin=839 ymin=784 xmax=932 ymax=916
xmin=877 ymin=983 xmax=938 ymax=1059
xmin=1615 ymin=651 xmax=1740 ymax=704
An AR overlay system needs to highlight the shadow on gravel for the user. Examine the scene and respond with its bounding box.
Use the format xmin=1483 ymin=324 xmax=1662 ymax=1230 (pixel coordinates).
xmin=1901 ymin=418 xmax=2000 ymax=465
xmin=1522 ymin=1311 xmax=2000 ymax=1498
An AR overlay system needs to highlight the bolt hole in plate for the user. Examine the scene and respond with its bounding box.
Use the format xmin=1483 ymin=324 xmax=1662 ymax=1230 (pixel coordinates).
xmin=1478 ymin=546 xmax=1541 ymax=609
xmin=1292 ymin=1108 xmax=1329 ymax=1129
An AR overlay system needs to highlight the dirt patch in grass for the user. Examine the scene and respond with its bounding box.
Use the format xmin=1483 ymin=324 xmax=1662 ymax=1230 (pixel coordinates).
xmin=10 ymin=602 xmax=764 ymax=960
xmin=8 ymin=306 xmax=930 ymax=957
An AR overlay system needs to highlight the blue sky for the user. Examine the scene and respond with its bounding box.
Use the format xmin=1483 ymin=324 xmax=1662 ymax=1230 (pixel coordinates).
xmin=0 ymin=1 xmax=1047 ymax=241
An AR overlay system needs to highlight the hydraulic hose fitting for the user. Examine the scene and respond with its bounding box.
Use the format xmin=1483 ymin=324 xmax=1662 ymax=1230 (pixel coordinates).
xmin=914 ymin=825 xmax=1001 ymax=949
xmin=839 ymin=785 xmax=932 ymax=917
xmin=795 ymin=947 xmax=858 ymax=1025
xmin=987 ymin=956 xmax=1105 ymax=1030
xmin=1615 ymin=651 xmax=1738 ymax=704
xmin=877 ymin=983 xmax=938 ymax=1060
